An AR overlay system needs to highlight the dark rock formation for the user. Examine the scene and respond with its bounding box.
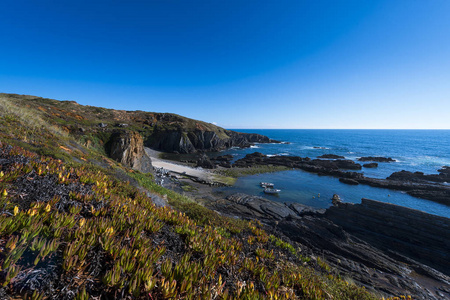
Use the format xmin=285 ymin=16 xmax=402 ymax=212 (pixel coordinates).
xmin=196 ymin=154 xmax=216 ymax=169
xmin=331 ymin=194 xmax=342 ymax=205
xmin=317 ymin=154 xmax=345 ymax=159
xmin=358 ymin=156 xmax=396 ymax=162
xmin=211 ymin=155 xmax=234 ymax=168
xmin=214 ymin=194 xmax=299 ymax=221
xmin=438 ymin=166 xmax=450 ymax=176
xmin=325 ymin=199 xmax=450 ymax=277
xmin=148 ymin=128 xmax=279 ymax=154
xmin=359 ymin=177 xmax=450 ymax=205
xmin=388 ymin=169 xmax=450 ymax=183
xmin=339 ymin=178 xmax=359 ymax=185
xmin=210 ymin=195 xmax=450 ymax=299
xmin=363 ymin=163 xmax=378 ymax=168
xmin=214 ymin=154 xmax=233 ymax=162
xmin=108 ymin=131 xmax=152 ymax=173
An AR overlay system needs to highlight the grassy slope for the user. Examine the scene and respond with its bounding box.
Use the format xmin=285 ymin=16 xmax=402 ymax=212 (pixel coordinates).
xmin=0 ymin=93 xmax=231 ymax=152
xmin=0 ymin=93 xmax=390 ymax=299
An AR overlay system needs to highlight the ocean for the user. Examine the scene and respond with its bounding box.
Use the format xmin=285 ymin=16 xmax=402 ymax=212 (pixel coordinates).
xmin=214 ymin=129 xmax=450 ymax=218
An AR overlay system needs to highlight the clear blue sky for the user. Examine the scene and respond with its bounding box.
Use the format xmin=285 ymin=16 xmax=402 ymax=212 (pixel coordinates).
xmin=1 ymin=0 xmax=449 ymax=129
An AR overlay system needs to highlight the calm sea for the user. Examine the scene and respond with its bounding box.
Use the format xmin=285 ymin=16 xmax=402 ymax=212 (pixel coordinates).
xmin=215 ymin=129 xmax=450 ymax=218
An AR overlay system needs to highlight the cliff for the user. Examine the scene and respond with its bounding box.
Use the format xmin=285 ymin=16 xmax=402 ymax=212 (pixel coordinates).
xmin=108 ymin=130 xmax=152 ymax=173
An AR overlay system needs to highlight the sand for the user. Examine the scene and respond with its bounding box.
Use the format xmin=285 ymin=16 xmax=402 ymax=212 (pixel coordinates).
xmin=145 ymin=148 xmax=215 ymax=182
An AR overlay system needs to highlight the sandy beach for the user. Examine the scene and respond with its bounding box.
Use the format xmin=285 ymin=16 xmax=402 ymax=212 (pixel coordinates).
xmin=145 ymin=148 xmax=216 ymax=183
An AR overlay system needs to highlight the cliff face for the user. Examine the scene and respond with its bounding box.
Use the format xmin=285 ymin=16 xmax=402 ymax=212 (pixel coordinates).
xmin=325 ymin=198 xmax=450 ymax=276
xmin=148 ymin=129 xmax=276 ymax=153
xmin=108 ymin=131 xmax=152 ymax=172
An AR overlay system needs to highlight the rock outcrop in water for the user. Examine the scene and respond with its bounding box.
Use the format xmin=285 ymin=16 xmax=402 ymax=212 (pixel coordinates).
xmin=358 ymin=156 xmax=396 ymax=162
xmin=317 ymin=154 xmax=345 ymax=159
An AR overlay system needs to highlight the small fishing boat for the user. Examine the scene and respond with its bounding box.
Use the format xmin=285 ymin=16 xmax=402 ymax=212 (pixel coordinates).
xmin=264 ymin=188 xmax=281 ymax=194
xmin=260 ymin=182 xmax=274 ymax=188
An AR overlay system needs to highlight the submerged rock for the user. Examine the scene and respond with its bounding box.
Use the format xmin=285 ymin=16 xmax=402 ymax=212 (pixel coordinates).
xmin=317 ymin=154 xmax=345 ymax=159
xmin=358 ymin=156 xmax=396 ymax=162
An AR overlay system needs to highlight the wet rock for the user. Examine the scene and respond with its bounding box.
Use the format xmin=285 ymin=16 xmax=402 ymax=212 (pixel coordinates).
xmin=318 ymin=154 xmax=345 ymax=159
xmin=388 ymin=170 xmax=449 ymax=183
xmin=363 ymin=163 xmax=378 ymax=168
xmin=331 ymin=194 xmax=342 ymax=206
xmin=358 ymin=156 xmax=396 ymax=162
xmin=339 ymin=178 xmax=359 ymax=185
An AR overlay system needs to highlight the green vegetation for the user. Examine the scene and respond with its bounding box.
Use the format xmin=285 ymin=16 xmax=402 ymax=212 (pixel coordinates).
xmin=0 ymin=93 xmax=407 ymax=299
xmin=216 ymin=165 xmax=291 ymax=178
xmin=0 ymin=144 xmax=380 ymax=299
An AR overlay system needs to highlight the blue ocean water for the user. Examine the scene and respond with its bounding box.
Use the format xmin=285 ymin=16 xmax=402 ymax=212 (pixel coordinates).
xmin=215 ymin=130 xmax=450 ymax=218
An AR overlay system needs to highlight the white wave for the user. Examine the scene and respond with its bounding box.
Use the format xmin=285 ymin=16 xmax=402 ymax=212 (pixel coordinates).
xmin=301 ymin=146 xmax=328 ymax=150
xmin=250 ymin=145 xmax=260 ymax=149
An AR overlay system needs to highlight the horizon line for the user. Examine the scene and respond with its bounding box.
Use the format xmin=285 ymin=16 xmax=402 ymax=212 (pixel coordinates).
xmin=226 ymin=128 xmax=450 ymax=130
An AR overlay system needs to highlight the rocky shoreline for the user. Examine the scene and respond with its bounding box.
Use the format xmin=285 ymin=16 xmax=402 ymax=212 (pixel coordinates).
xmin=208 ymin=194 xmax=450 ymax=299
xmin=109 ymin=135 xmax=450 ymax=298
xmin=219 ymin=152 xmax=450 ymax=206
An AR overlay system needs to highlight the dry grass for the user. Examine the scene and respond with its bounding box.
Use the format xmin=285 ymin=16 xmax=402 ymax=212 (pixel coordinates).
xmin=0 ymin=95 xmax=67 ymax=139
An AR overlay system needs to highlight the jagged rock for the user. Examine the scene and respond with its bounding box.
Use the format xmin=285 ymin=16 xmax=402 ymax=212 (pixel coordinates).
xmin=214 ymin=154 xmax=233 ymax=162
xmin=318 ymin=154 xmax=345 ymax=159
xmin=358 ymin=156 xmax=396 ymax=162
xmin=196 ymin=154 xmax=216 ymax=169
xmin=149 ymin=129 xmax=279 ymax=154
xmin=331 ymin=194 xmax=342 ymax=206
xmin=210 ymin=193 xmax=450 ymax=299
xmin=363 ymin=163 xmax=378 ymax=168
xmin=325 ymin=199 xmax=450 ymax=277
xmin=211 ymin=193 xmax=299 ymax=221
xmin=388 ymin=170 xmax=449 ymax=183
xmin=108 ymin=131 xmax=152 ymax=173
xmin=438 ymin=166 xmax=450 ymax=176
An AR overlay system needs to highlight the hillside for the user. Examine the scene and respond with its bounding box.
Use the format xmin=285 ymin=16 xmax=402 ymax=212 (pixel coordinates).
xmin=0 ymin=93 xmax=276 ymax=155
xmin=0 ymin=93 xmax=385 ymax=299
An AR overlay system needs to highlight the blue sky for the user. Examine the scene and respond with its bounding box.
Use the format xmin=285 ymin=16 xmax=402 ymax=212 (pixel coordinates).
xmin=1 ymin=0 xmax=449 ymax=129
